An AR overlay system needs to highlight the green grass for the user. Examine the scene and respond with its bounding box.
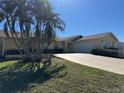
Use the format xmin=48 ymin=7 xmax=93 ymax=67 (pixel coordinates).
xmin=0 ymin=58 xmax=124 ymax=93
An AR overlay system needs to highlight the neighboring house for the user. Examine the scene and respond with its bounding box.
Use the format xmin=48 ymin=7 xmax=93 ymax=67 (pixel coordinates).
xmin=73 ymin=32 xmax=118 ymax=53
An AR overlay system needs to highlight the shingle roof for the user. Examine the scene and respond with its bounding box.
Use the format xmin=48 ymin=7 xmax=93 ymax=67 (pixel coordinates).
xmin=77 ymin=32 xmax=118 ymax=41
xmin=56 ymin=35 xmax=83 ymax=41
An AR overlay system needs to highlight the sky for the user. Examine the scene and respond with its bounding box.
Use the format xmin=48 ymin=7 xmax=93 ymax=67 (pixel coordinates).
xmin=50 ymin=0 xmax=124 ymax=42
xmin=0 ymin=0 xmax=124 ymax=42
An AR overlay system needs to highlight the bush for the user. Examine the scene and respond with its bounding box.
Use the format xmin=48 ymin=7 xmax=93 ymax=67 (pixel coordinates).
xmin=91 ymin=49 xmax=119 ymax=58
xmin=5 ymin=48 xmax=64 ymax=56
xmin=5 ymin=50 xmax=23 ymax=55
xmin=43 ymin=48 xmax=64 ymax=53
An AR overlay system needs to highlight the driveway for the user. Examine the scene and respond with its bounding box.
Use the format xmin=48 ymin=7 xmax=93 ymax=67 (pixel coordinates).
xmin=54 ymin=53 xmax=124 ymax=75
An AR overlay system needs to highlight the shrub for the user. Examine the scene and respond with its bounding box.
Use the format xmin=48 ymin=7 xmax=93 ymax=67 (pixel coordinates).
xmin=5 ymin=48 xmax=64 ymax=56
xmin=5 ymin=50 xmax=23 ymax=55
xmin=91 ymin=49 xmax=119 ymax=58
xmin=43 ymin=48 xmax=64 ymax=53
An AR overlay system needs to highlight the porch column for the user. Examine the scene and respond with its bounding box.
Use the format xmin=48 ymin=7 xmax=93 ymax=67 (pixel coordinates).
xmin=2 ymin=39 xmax=5 ymax=57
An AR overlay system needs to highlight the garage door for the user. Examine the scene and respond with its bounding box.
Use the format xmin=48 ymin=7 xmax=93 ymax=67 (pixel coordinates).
xmin=73 ymin=41 xmax=96 ymax=53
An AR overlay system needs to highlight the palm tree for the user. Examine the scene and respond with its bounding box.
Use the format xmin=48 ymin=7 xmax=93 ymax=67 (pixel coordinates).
xmin=0 ymin=0 xmax=65 ymax=71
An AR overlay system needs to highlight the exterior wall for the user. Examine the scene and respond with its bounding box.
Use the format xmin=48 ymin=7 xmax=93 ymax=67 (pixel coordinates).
xmin=73 ymin=35 xmax=118 ymax=53
xmin=0 ymin=34 xmax=119 ymax=54
xmin=49 ymin=41 xmax=66 ymax=50
xmin=118 ymin=42 xmax=124 ymax=57
xmin=66 ymin=42 xmax=73 ymax=52
xmin=54 ymin=41 xmax=65 ymax=49
xmin=0 ymin=38 xmax=6 ymax=56
xmin=49 ymin=43 xmax=55 ymax=49
xmin=60 ymin=42 xmax=66 ymax=49
xmin=5 ymin=38 xmax=17 ymax=50
xmin=100 ymin=35 xmax=118 ymax=48
xmin=50 ymin=41 xmax=73 ymax=52
xmin=0 ymin=38 xmax=3 ymax=50
xmin=73 ymin=39 xmax=100 ymax=53
xmin=0 ymin=38 xmax=3 ymax=56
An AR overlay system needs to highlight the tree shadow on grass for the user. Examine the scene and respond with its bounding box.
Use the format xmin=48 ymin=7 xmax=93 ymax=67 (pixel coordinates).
xmin=0 ymin=61 xmax=67 ymax=93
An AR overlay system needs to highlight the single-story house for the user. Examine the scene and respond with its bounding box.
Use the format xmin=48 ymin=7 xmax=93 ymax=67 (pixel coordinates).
xmin=0 ymin=30 xmax=124 ymax=57
xmin=55 ymin=32 xmax=124 ymax=57
xmin=0 ymin=31 xmax=82 ymax=57
xmin=73 ymin=32 xmax=118 ymax=53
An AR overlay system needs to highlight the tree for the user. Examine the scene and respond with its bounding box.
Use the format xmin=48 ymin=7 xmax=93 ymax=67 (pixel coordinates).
xmin=0 ymin=0 xmax=65 ymax=71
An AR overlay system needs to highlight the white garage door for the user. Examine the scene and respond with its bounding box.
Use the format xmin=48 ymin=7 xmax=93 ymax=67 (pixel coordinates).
xmin=73 ymin=41 xmax=96 ymax=53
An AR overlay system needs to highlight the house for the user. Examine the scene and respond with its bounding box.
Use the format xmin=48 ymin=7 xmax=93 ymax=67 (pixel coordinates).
xmin=0 ymin=30 xmax=124 ymax=57
xmin=73 ymin=32 xmax=118 ymax=53
xmin=55 ymin=32 xmax=124 ymax=57
xmin=0 ymin=31 xmax=82 ymax=57
xmin=0 ymin=31 xmax=18 ymax=57
xmin=54 ymin=35 xmax=82 ymax=52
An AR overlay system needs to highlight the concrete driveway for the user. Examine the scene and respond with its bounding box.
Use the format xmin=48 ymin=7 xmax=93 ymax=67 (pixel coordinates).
xmin=54 ymin=53 xmax=124 ymax=75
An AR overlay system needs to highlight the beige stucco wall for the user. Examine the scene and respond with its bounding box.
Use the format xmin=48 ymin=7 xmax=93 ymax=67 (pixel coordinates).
xmin=53 ymin=41 xmax=65 ymax=49
xmin=73 ymin=35 xmax=118 ymax=53
xmin=93 ymin=35 xmax=118 ymax=49
xmin=0 ymin=37 xmax=18 ymax=51
xmin=0 ymin=38 xmax=3 ymax=50
xmin=5 ymin=38 xmax=17 ymax=50
xmin=0 ymin=34 xmax=118 ymax=54
xmin=48 ymin=41 xmax=66 ymax=50
xmin=100 ymin=35 xmax=118 ymax=48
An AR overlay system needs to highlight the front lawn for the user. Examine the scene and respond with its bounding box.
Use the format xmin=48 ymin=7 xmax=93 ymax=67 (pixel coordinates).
xmin=0 ymin=58 xmax=124 ymax=93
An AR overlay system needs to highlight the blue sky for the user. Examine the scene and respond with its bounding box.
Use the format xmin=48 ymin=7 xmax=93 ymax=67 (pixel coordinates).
xmin=0 ymin=0 xmax=124 ymax=42
xmin=50 ymin=0 xmax=124 ymax=42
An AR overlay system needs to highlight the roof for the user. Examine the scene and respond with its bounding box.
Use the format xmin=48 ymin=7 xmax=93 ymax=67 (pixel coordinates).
xmin=77 ymin=32 xmax=118 ymax=41
xmin=0 ymin=30 xmax=118 ymax=42
xmin=56 ymin=35 xmax=83 ymax=42
xmin=0 ymin=30 xmax=82 ymax=41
